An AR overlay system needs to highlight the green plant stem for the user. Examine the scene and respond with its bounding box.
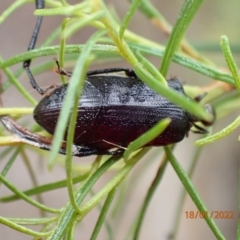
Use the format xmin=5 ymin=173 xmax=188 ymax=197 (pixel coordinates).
xmin=128 ymin=0 xmax=213 ymax=66
xmin=48 ymin=30 xmax=105 ymax=167
xmin=0 ymin=0 xmax=29 ymax=25
xmin=59 ymin=18 xmax=70 ymax=84
xmin=21 ymin=149 xmax=46 ymax=217
xmin=119 ymin=0 xmax=142 ymax=38
xmin=0 ymin=108 xmax=33 ymax=115
xmin=124 ymin=118 xmax=170 ymax=161
xmin=0 ymin=56 xmax=37 ymax=105
xmin=0 ymin=44 xmax=234 ymax=86
xmin=34 ymin=2 xmax=88 ymax=16
xmin=79 ymin=162 xmax=133 ymax=216
xmin=0 ymin=216 xmax=52 ymax=237
xmin=77 ymin=149 xmax=150 ymax=221
xmin=0 ymin=148 xmax=21 ymax=178
xmin=47 ymin=154 xmax=122 ymax=240
xmin=220 ymin=35 xmax=240 ymax=91
xmin=160 ymin=0 xmax=203 ymax=76
xmin=0 ymin=174 xmax=60 ymax=214
xmin=65 ymin=56 xmax=92 ymax=212
xmin=60 ymin=0 xmax=68 ymax=6
xmin=0 ymin=173 xmax=90 ymax=202
xmin=164 ymin=146 xmax=225 ymax=240
xmin=7 ymin=216 xmax=57 ymax=225
xmin=195 ymin=115 xmax=240 ymax=146
xmin=90 ymin=187 xmax=117 ymax=240
xmin=133 ymin=151 xmax=169 ymax=240
xmin=169 ymin=146 xmax=202 ymax=239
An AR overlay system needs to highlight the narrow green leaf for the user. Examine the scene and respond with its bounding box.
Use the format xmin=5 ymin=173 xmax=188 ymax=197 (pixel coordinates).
xmin=90 ymin=187 xmax=117 ymax=240
xmin=164 ymin=146 xmax=225 ymax=240
xmin=119 ymin=0 xmax=142 ymax=38
xmin=0 ymin=0 xmax=27 ymax=25
xmin=160 ymin=0 xmax=203 ymax=76
xmin=0 ymin=216 xmax=51 ymax=238
xmin=0 ymin=43 xmax=234 ymax=86
xmin=124 ymin=118 xmax=171 ymax=161
xmin=59 ymin=18 xmax=70 ymax=85
xmin=48 ymin=30 xmax=105 ymax=168
xmin=0 ymin=56 xmax=37 ymax=105
xmin=0 ymin=148 xmax=21 ymax=178
xmin=220 ymin=35 xmax=240 ymax=92
xmin=133 ymin=151 xmax=169 ymax=239
xmin=34 ymin=3 xmax=87 ymax=16
xmin=0 ymin=174 xmax=60 ymax=214
xmin=0 ymin=173 xmax=89 ymax=202
xmin=48 ymin=154 xmax=122 ymax=240
xmin=0 ymin=108 xmax=33 ymax=116
xmin=195 ymin=115 xmax=240 ymax=146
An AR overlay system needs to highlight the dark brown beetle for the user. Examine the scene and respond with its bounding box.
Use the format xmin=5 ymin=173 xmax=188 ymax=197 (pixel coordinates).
xmin=32 ymin=67 xmax=215 ymax=157
xmin=0 ymin=0 xmax=215 ymax=157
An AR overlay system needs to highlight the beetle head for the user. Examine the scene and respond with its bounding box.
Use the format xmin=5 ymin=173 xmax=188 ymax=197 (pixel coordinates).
xmin=189 ymin=93 xmax=216 ymax=134
xmin=200 ymin=104 xmax=216 ymax=127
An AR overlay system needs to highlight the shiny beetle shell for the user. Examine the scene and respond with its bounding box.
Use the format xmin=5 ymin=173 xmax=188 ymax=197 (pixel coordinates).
xmin=33 ymin=75 xmax=191 ymax=155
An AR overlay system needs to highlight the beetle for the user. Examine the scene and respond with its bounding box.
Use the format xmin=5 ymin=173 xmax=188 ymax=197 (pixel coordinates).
xmin=0 ymin=63 xmax=215 ymax=157
xmin=0 ymin=0 xmax=215 ymax=157
xmin=31 ymin=61 xmax=215 ymax=157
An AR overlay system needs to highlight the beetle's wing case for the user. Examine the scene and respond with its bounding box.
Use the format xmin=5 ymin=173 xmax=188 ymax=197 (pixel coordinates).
xmin=33 ymin=81 xmax=103 ymax=137
xmin=77 ymin=76 xmax=191 ymax=148
xmin=34 ymin=75 xmax=191 ymax=152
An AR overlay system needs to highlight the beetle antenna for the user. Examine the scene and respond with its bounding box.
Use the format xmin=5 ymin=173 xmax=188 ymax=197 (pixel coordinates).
xmin=23 ymin=0 xmax=45 ymax=95
xmin=102 ymin=140 xmax=126 ymax=150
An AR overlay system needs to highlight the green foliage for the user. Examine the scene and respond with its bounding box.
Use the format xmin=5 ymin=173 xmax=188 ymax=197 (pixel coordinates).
xmin=0 ymin=0 xmax=239 ymax=239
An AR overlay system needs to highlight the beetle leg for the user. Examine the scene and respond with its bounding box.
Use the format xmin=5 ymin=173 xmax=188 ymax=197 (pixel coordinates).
xmin=191 ymin=93 xmax=216 ymax=128
xmin=71 ymin=145 xmax=101 ymax=157
xmin=23 ymin=0 xmax=45 ymax=95
xmin=124 ymin=69 xmax=138 ymax=78
xmin=193 ymin=92 xmax=207 ymax=102
xmin=86 ymin=68 xmax=137 ymax=78
xmin=192 ymin=93 xmax=216 ymax=127
xmin=0 ymin=115 xmax=54 ymax=149
xmin=53 ymin=57 xmax=72 ymax=77
xmin=52 ymin=58 xmax=138 ymax=79
xmin=191 ymin=122 xmax=209 ymax=134
xmin=0 ymin=115 xmax=101 ymax=157
xmin=43 ymin=84 xmax=62 ymax=96
xmin=101 ymin=140 xmax=126 ymax=155
xmin=102 ymin=139 xmax=126 ymax=150
xmin=107 ymin=149 xmax=125 ymax=155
